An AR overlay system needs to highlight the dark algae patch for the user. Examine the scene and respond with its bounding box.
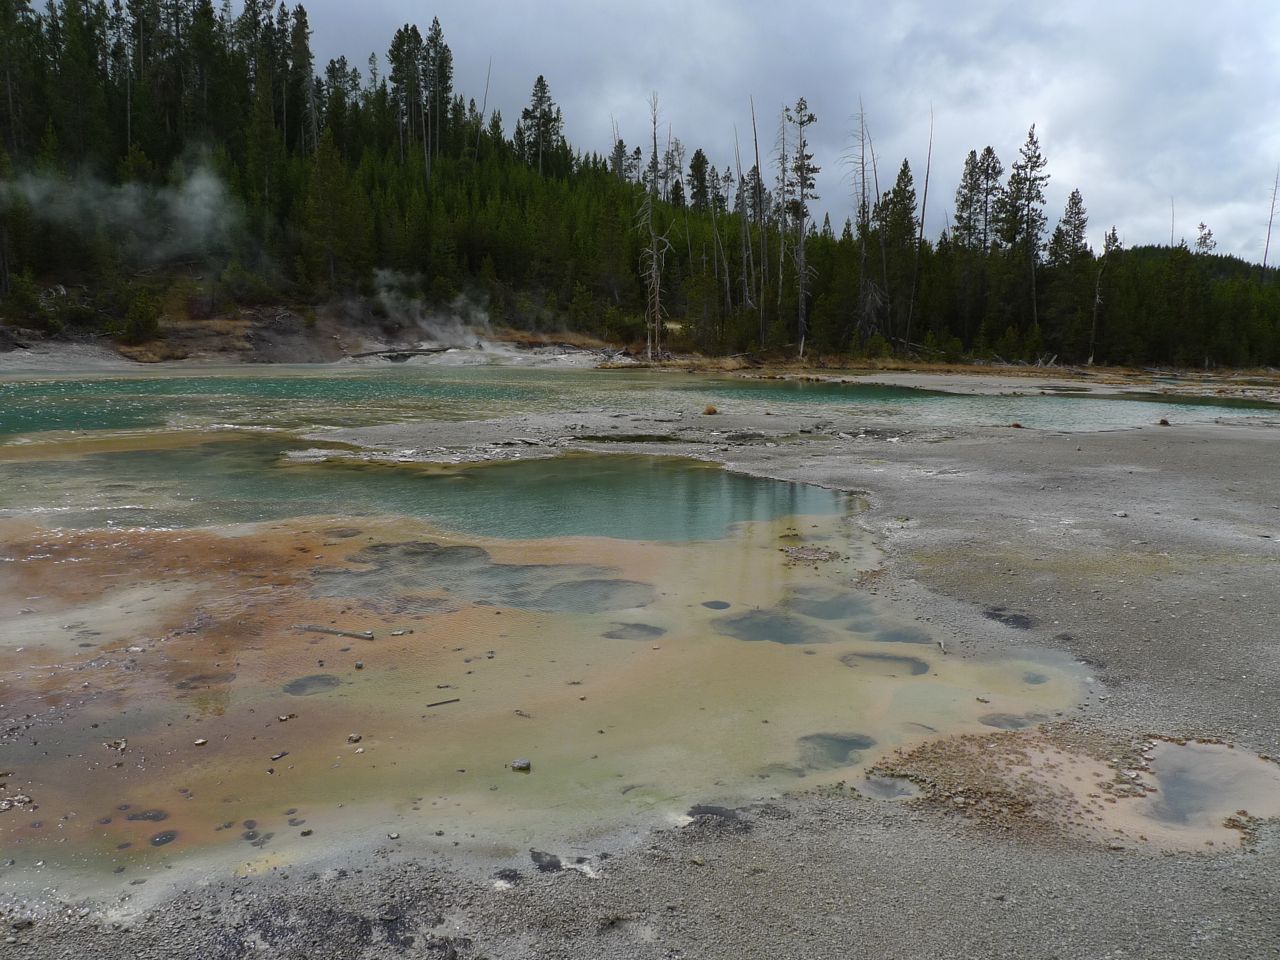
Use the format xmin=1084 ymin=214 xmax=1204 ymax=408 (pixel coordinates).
xmin=602 ymin=622 xmax=667 ymax=640
xmin=175 ymin=672 xmax=237 ymax=690
xmin=711 ymin=609 xmax=827 ymax=645
xmin=798 ymin=733 xmax=878 ymax=769
xmin=839 ymin=652 xmax=931 ymax=676
xmin=283 ymin=674 xmax=342 ymax=696
xmin=784 ymin=588 xmax=873 ymax=620
xmin=312 ymin=541 xmax=654 ymax=613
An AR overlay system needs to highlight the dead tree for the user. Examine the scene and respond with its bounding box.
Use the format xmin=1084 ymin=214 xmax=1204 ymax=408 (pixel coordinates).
xmin=750 ymin=97 xmax=769 ymax=347
xmin=1264 ymin=166 xmax=1278 ymax=275
xmin=638 ymin=93 xmax=673 ymax=360
xmin=905 ymin=107 xmax=934 ymax=346
xmin=734 ymin=129 xmax=756 ymax=312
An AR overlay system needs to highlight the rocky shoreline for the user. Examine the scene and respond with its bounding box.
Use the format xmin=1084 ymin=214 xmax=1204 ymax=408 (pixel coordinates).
xmin=4 ymin=370 xmax=1280 ymax=958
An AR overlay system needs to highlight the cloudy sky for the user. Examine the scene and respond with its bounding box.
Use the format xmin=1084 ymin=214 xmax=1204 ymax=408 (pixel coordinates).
xmin=306 ymin=1 xmax=1280 ymax=261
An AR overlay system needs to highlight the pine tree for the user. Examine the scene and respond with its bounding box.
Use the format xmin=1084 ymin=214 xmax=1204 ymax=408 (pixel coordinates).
xmin=287 ymin=4 xmax=315 ymax=154
xmin=998 ymin=125 xmax=1049 ymax=327
xmin=1089 ymin=226 xmax=1122 ymax=363
xmin=608 ymin=137 xmax=628 ymax=181
xmin=520 ymin=74 xmax=561 ymax=176
xmin=1048 ymin=188 xmax=1088 ymax=267
xmin=876 ymin=158 xmax=918 ymax=339
xmin=788 ymin=97 xmax=818 ymax=356
xmin=1045 ymin=188 xmax=1092 ymax=356
xmin=422 ymin=16 xmax=451 ymax=169
xmin=953 ymin=150 xmax=981 ymax=251
xmin=688 ymin=147 xmax=709 ymax=211
xmin=976 ymin=146 xmax=1003 ymax=254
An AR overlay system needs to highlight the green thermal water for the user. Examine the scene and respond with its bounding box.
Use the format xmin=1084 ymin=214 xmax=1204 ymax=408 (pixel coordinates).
xmin=0 ymin=439 xmax=840 ymax=539
xmin=1 ymin=366 xmax=1275 ymax=439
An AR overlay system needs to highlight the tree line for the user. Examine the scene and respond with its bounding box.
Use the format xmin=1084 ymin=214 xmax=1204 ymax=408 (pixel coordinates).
xmin=1 ymin=0 xmax=1277 ymax=365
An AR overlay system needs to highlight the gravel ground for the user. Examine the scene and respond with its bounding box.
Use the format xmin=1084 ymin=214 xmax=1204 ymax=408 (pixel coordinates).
xmin=7 ymin=372 xmax=1280 ymax=959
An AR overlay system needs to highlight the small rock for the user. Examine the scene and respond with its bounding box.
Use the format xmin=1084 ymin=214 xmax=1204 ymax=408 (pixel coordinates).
xmin=510 ymin=759 xmax=532 ymax=772
xmin=347 ymin=734 xmax=362 ymax=744
xmin=193 ymin=739 xmax=208 ymax=746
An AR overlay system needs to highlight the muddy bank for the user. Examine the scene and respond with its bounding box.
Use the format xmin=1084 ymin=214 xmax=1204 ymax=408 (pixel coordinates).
xmin=0 ymin=316 xmax=629 ymax=370
xmin=4 ymin=373 xmax=1280 ymax=958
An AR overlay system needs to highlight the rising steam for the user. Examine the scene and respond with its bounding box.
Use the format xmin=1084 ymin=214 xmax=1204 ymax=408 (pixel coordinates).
xmin=0 ymin=166 xmax=240 ymax=264
xmin=372 ymin=269 xmax=493 ymax=346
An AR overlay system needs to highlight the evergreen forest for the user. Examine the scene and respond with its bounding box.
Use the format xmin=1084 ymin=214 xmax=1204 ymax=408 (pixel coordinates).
xmin=2 ymin=0 xmax=1278 ymax=366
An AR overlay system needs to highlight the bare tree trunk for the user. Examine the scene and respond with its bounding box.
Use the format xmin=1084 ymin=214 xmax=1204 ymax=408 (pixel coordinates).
xmin=750 ymin=97 xmax=768 ymax=348
xmin=715 ymin=204 xmax=732 ymax=315
xmin=640 ymin=93 xmax=669 ymax=360
xmin=776 ymin=110 xmax=788 ymax=316
xmin=734 ymin=131 xmax=755 ymax=311
xmin=905 ymin=108 xmax=933 ymax=346
xmin=1264 ymin=166 xmax=1279 ymax=274
xmin=855 ymin=102 xmax=872 ymax=342
xmin=475 ymin=58 xmax=491 ymax=158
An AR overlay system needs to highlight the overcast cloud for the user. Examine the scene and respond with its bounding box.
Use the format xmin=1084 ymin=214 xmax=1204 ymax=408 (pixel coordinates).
xmin=306 ymin=0 xmax=1280 ymax=260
